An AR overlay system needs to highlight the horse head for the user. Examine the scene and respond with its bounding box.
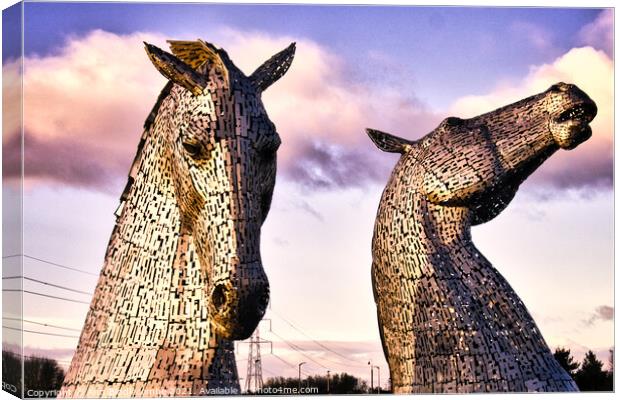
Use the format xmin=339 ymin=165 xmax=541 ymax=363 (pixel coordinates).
xmin=144 ymin=39 xmax=295 ymax=340
xmin=367 ymin=82 xmax=596 ymax=224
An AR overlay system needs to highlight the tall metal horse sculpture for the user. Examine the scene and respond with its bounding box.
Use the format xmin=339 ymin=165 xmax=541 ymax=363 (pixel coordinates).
xmin=60 ymin=39 xmax=295 ymax=398
xmin=367 ymin=83 xmax=597 ymax=393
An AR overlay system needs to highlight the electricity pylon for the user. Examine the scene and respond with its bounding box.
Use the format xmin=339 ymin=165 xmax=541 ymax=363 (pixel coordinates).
xmin=245 ymin=327 xmax=264 ymax=393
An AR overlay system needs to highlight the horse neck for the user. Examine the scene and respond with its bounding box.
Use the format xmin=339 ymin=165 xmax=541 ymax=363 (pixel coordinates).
xmin=105 ymin=128 xmax=183 ymax=287
xmin=98 ymin=126 xmax=238 ymax=388
xmin=374 ymin=165 xmax=574 ymax=394
xmin=417 ymin=197 xmax=472 ymax=248
xmin=376 ymin=165 xmax=472 ymax=256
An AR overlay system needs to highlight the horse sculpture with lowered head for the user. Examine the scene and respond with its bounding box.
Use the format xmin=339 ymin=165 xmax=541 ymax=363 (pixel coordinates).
xmin=367 ymin=82 xmax=597 ymax=393
xmin=60 ymin=39 xmax=294 ymax=397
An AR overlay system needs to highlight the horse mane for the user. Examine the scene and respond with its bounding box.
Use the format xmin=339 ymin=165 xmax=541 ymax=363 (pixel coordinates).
xmin=117 ymin=39 xmax=227 ymax=207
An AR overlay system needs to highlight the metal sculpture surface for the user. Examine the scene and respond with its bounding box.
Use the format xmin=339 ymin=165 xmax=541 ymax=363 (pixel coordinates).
xmin=367 ymin=83 xmax=597 ymax=393
xmin=60 ymin=39 xmax=295 ymax=398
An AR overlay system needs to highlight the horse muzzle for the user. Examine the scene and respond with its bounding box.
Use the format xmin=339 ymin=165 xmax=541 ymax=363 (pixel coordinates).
xmin=208 ymin=270 xmax=270 ymax=340
xmin=548 ymin=84 xmax=598 ymax=150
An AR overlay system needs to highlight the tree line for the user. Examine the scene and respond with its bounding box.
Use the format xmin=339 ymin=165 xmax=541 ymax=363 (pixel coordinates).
xmin=553 ymin=347 xmax=613 ymax=391
xmin=2 ymin=351 xmax=65 ymax=398
xmin=262 ymin=372 xmax=377 ymax=394
xmin=1 ymin=348 xmax=613 ymax=396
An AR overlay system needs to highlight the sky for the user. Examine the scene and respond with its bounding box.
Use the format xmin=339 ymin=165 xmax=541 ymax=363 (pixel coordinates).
xmin=1 ymin=1 xmax=615 ymax=387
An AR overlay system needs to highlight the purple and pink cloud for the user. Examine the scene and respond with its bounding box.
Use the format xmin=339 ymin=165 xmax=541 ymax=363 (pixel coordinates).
xmin=3 ymin=22 xmax=613 ymax=192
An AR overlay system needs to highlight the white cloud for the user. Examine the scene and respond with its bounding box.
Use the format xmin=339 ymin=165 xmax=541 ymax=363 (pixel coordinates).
xmin=585 ymin=305 xmax=614 ymax=326
xmin=2 ymin=58 xmax=23 ymax=184
xmin=450 ymin=46 xmax=613 ymax=189
xmin=11 ymin=28 xmax=438 ymax=190
xmin=8 ymin=27 xmax=614 ymax=192
xmin=6 ymin=30 xmax=169 ymax=188
xmin=2 ymin=58 xmax=21 ymax=142
xmin=578 ymin=9 xmax=613 ymax=56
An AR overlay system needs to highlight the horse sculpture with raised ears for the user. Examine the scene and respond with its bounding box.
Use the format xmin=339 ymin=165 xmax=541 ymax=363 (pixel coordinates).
xmin=367 ymin=82 xmax=597 ymax=393
xmin=60 ymin=39 xmax=295 ymax=397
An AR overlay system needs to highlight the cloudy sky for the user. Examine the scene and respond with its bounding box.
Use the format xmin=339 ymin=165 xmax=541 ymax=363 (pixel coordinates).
xmin=2 ymin=2 xmax=614 ymax=385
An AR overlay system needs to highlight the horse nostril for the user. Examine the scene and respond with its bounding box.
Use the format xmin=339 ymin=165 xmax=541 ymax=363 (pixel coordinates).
xmin=211 ymin=285 xmax=228 ymax=312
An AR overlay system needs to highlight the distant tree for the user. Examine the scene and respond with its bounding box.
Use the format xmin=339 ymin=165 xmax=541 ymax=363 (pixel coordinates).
xmin=553 ymin=347 xmax=579 ymax=378
xmin=2 ymin=351 xmax=65 ymax=398
xmin=2 ymin=351 xmax=22 ymax=396
xmin=330 ymin=372 xmax=368 ymax=394
xmin=574 ymin=350 xmax=612 ymax=391
xmin=263 ymin=372 xmax=368 ymax=394
xmin=24 ymin=355 xmax=65 ymax=397
xmin=607 ymin=349 xmax=614 ymax=391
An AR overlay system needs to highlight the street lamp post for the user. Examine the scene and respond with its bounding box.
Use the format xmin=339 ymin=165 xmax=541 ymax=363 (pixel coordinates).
xmin=373 ymin=366 xmax=380 ymax=394
xmin=368 ymin=361 xmax=373 ymax=393
xmin=326 ymin=370 xmax=330 ymax=393
xmin=298 ymin=362 xmax=306 ymax=393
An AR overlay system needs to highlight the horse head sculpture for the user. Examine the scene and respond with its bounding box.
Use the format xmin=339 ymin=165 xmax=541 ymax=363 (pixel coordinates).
xmin=144 ymin=40 xmax=295 ymax=340
xmin=60 ymin=39 xmax=294 ymax=397
xmin=367 ymin=83 xmax=596 ymax=393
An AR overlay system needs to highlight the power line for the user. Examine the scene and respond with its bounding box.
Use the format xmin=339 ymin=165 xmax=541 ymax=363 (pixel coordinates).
xmin=4 ymin=275 xmax=94 ymax=296
xmin=3 ymin=254 xmax=98 ymax=276
xmin=244 ymin=346 xmax=305 ymax=375
xmin=2 ymin=254 xmax=20 ymax=259
xmin=23 ymin=255 xmax=98 ymax=277
xmin=271 ymin=309 xmax=363 ymax=365
xmin=3 ymin=260 xmax=368 ymax=381
xmin=261 ymin=364 xmax=280 ymax=377
xmin=3 ymin=325 xmax=79 ymax=339
xmin=3 ymin=259 xmax=363 ymax=375
xmin=3 ymin=317 xmax=82 ymax=332
xmin=3 ymin=289 xmax=90 ymax=305
xmin=269 ymin=353 xmax=296 ymax=369
xmin=270 ymin=330 xmax=329 ymax=370
xmin=268 ymin=353 xmax=309 ymax=377
xmin=22 ymin=277 xmax=93 ymax=296
xmin=301 ymin=351 xmax=365 ymax=370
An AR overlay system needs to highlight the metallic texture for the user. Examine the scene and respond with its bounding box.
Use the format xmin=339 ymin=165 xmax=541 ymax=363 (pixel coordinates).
xmin=59 ymin=39 xmax=295 ymax=398
xmin=367 ymin=82 xmax=597 ymax=393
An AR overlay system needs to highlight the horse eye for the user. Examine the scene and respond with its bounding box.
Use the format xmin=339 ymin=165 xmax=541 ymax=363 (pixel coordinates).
xmin=182 ymin=141 xmax=202 ymax=157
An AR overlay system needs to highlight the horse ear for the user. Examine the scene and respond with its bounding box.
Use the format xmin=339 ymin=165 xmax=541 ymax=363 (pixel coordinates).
xmin=167 ymin=39 xmax=230 ymax=85
xmin=144 ymin=42 xmax=208 ymax=96
xmin=366 ymin=128 xmax=414 ymax=154
xmin=250 ymin=42 xmax=296 ymax=92
xmin=167 ymin=39 xmax=221 ymax=69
